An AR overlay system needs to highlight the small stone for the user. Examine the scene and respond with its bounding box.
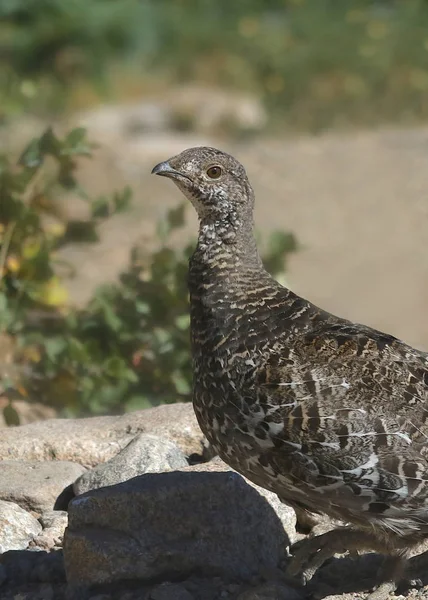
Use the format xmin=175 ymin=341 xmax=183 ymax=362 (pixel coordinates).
xmin=149 ymin=582 xmax=194 ymax=600
xmin=0 ymin=500 xmax=42 ymax=552
xmin=34 ymin=510 xmax=68 ymax=550
xmin=73 ymin=434 xmax=187 ymax=495
xmin=0 ymin=460 xmax=86 ymax=513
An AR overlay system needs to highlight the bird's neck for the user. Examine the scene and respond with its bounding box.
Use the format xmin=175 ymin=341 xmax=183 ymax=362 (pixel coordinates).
xmin=188 ymin=214 xmax=297 ymax=354
xmin=188 ymin=211 xmax=281 ymax=323
xmin=190 ymin=211 xmax=264 ymax=280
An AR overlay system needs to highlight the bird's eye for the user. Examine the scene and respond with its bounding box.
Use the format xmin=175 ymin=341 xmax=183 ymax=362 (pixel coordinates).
xmin=206 ymin=166 xmax=222 ymax=179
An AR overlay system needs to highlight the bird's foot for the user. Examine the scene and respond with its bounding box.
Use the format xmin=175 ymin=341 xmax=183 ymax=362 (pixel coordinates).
xmin=286 ymin=527 xmax=403 ymax=591
xmin=286 ymin=527 xmax=356 ymax=584
xmin=366 ymin=580 xmax=397 ymax=600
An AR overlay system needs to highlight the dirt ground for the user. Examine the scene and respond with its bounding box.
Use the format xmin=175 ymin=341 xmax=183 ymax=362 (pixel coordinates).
xmin=61 ymin=124 xmax=428 ymax=352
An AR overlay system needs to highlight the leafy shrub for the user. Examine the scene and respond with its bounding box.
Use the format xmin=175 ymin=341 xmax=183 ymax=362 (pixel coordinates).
xmin=0 ymin=129 xmax=298 ymax=420
xmin=4 ymin=0 xmax=428 ymax=129
xmin=0 ymin=127 xmax=131 ymax=419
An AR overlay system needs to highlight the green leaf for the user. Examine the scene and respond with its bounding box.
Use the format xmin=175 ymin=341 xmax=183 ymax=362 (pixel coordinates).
xmin=65 ymin=221 xmax=99 ymax=243
xmin=125 ymin=395 xmax=154 ymax=411
xmin=3 ymin=403 xmax=20 ymax=427
xmin=99 ymin=299 xmax=122 ymax=332
xmin=39 ymin=128 xmax=61 ymax=156
xmin=91 ymin=197 xmax=110 ymax=219
xmin=135 ymin=300 xmax=150 ymax=314
xmin=18 ymin=137 xmax=43 ymax=168
xmin=65 ymin=127 xmax=88 ymax=148
xmin=113 ymin=186 xmax=132 ymax=213
xmin=166 ymin=202 xmax=186 ymax=231
xmin=171 ymin=370 xmax=191 ymax=395
xmin=68 ymin=338 xmax=89 ymax=362
xmin=0 ymin=293 xmax=7 ymax=314
xmin=267 ymin=230 xmax=298 ymax=256
xmin=104 ymin=356 xmax=127 ymax=378
xmin=174 ymin=314 xmax=190 ymax=330
xmin=43 ymin=337 xmax=68 ymax=361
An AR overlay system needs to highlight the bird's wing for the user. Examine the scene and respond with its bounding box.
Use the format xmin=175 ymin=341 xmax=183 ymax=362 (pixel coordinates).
xmin=251 ymin=324 xmax=428 ymax=526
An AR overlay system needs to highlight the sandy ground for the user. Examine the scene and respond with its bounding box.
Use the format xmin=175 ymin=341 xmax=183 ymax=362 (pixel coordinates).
xmin=61 ymin=125 xmax=428 ymax=352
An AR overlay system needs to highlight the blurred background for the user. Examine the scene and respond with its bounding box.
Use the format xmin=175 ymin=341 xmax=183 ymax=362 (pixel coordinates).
xmin=1 ymin=0 xmax=428 ymax=423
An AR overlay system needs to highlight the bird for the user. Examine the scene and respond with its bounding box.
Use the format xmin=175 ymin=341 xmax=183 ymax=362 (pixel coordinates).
xmin=152 ymin=147 xmax=428 ymax=599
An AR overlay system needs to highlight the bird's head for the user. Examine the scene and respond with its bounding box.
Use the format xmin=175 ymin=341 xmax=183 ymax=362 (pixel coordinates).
xmin=151 ymin=146 xmax=254 ymax=223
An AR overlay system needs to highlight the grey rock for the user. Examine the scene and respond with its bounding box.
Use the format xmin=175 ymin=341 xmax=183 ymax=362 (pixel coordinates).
xmin=32 ymin=510 xmax=68 ymax=550
xmin=168 ymin=85 xmax=267 ymax=133
xmin=64 ymin=468 xmax=290 ymax=585
xmin=149 ymin=582 xmax=194 ymax=600
xmin=0 ymin=403 xmax=204 ymax=468
xmin=0 ymin=500 xmax=42 ymax=552
xmin=186 ymin=458 xmax=297 ymax=545
xmin=237 ymin=582 xmax=303 ymax=600
xmin=35 ymin=583 xmax=55 ymax=600
xmin=77 ymin=102 xmax=172 ymax=142
xmin=0 ymin=460 xmax=86 ymax=513
xmin=76 ymin=87 xmax=267 ymax=143
xmin=1 ymin=548 xmax=66 ymax=585
xmin=73 ymin=433 xmax=187 ymax=495
xmin=0 ymin=563 xmax=7 ymax=586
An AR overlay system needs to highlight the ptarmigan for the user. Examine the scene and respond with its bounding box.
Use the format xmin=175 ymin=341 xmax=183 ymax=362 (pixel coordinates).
xmin=152 ymin=147 xmax=428 ymax=599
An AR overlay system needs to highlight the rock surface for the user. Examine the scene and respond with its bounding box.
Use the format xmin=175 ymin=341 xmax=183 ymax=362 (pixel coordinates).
xmin=0 ymin=500 xmax=42 ymax=553
xmin=32 ymin=511 xmax=68 ymax=551
xmin=180 ymin=458 xmax=297 ymax=545
xmin=0 ymin=460 xmax=86 ymax=513
xmin=64 ymin=467 xmax=290 ymax=585
xmin=77 ymin=86 xmax=267 ymax=142
xmin=237 ymin=582 xmax=303 ymax=600
xmin=73 ymin=433 xmax=188 ymax=495
xmin=148 ymin=582 xmax=195 ymax=600
xmin=0 ymin=401 xmax=410 ymax=600
xmin=0 ymin=403 xmax=204 ymax=467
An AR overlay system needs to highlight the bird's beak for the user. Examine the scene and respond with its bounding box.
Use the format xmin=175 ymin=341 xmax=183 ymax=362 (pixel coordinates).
xmin=151 ymin=161 xmax=191 ymax=182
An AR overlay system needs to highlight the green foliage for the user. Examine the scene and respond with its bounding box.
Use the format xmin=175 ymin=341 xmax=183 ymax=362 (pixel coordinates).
xmin=0 ymin=130 xmax=297 ymax=419
xmin=147 ymin=0 xmax=428 ymax=130
xmin=0 ymin=0 xmax=153 ymax=117
xmin=0 ymin=127 xmax=132 ymax=418
xmin=4 ymin=0 xmax=428 ymax=129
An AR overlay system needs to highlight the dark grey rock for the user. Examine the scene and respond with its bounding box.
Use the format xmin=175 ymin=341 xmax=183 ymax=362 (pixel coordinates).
xmin=237 ymin=582 xmax=303 ymax=600
xmin=73 ymin=434 xmax=187 ymax=495
xmin=0 ymin=563 xmax=7 ymax=586
xmin=0 ymin=460 xmax=86 ymax=513
xmin=1 ymin=548 xmax=66 ymax=585
xmin=64 ymin=469 xmax=290 ymax=585
xmin=184 ymin=459 xmax=297 ymax=545
xmin=0 ymin=500 xmax=42 ymax=552
xmin=149 ymin=582 xmax=194 ymax=600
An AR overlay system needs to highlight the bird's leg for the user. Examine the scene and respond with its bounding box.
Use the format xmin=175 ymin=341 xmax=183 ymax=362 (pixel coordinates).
xmin=277 ymin=496 xmax=326 ymax=536
xmin=287 ymin=527 xmax=397 ymax=585
xmin=294 ymin=506 xmax=319 ymax=535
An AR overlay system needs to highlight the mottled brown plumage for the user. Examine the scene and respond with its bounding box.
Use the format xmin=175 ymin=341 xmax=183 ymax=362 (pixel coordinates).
xmin=152 ymin=147 xmax=428 ymax=598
